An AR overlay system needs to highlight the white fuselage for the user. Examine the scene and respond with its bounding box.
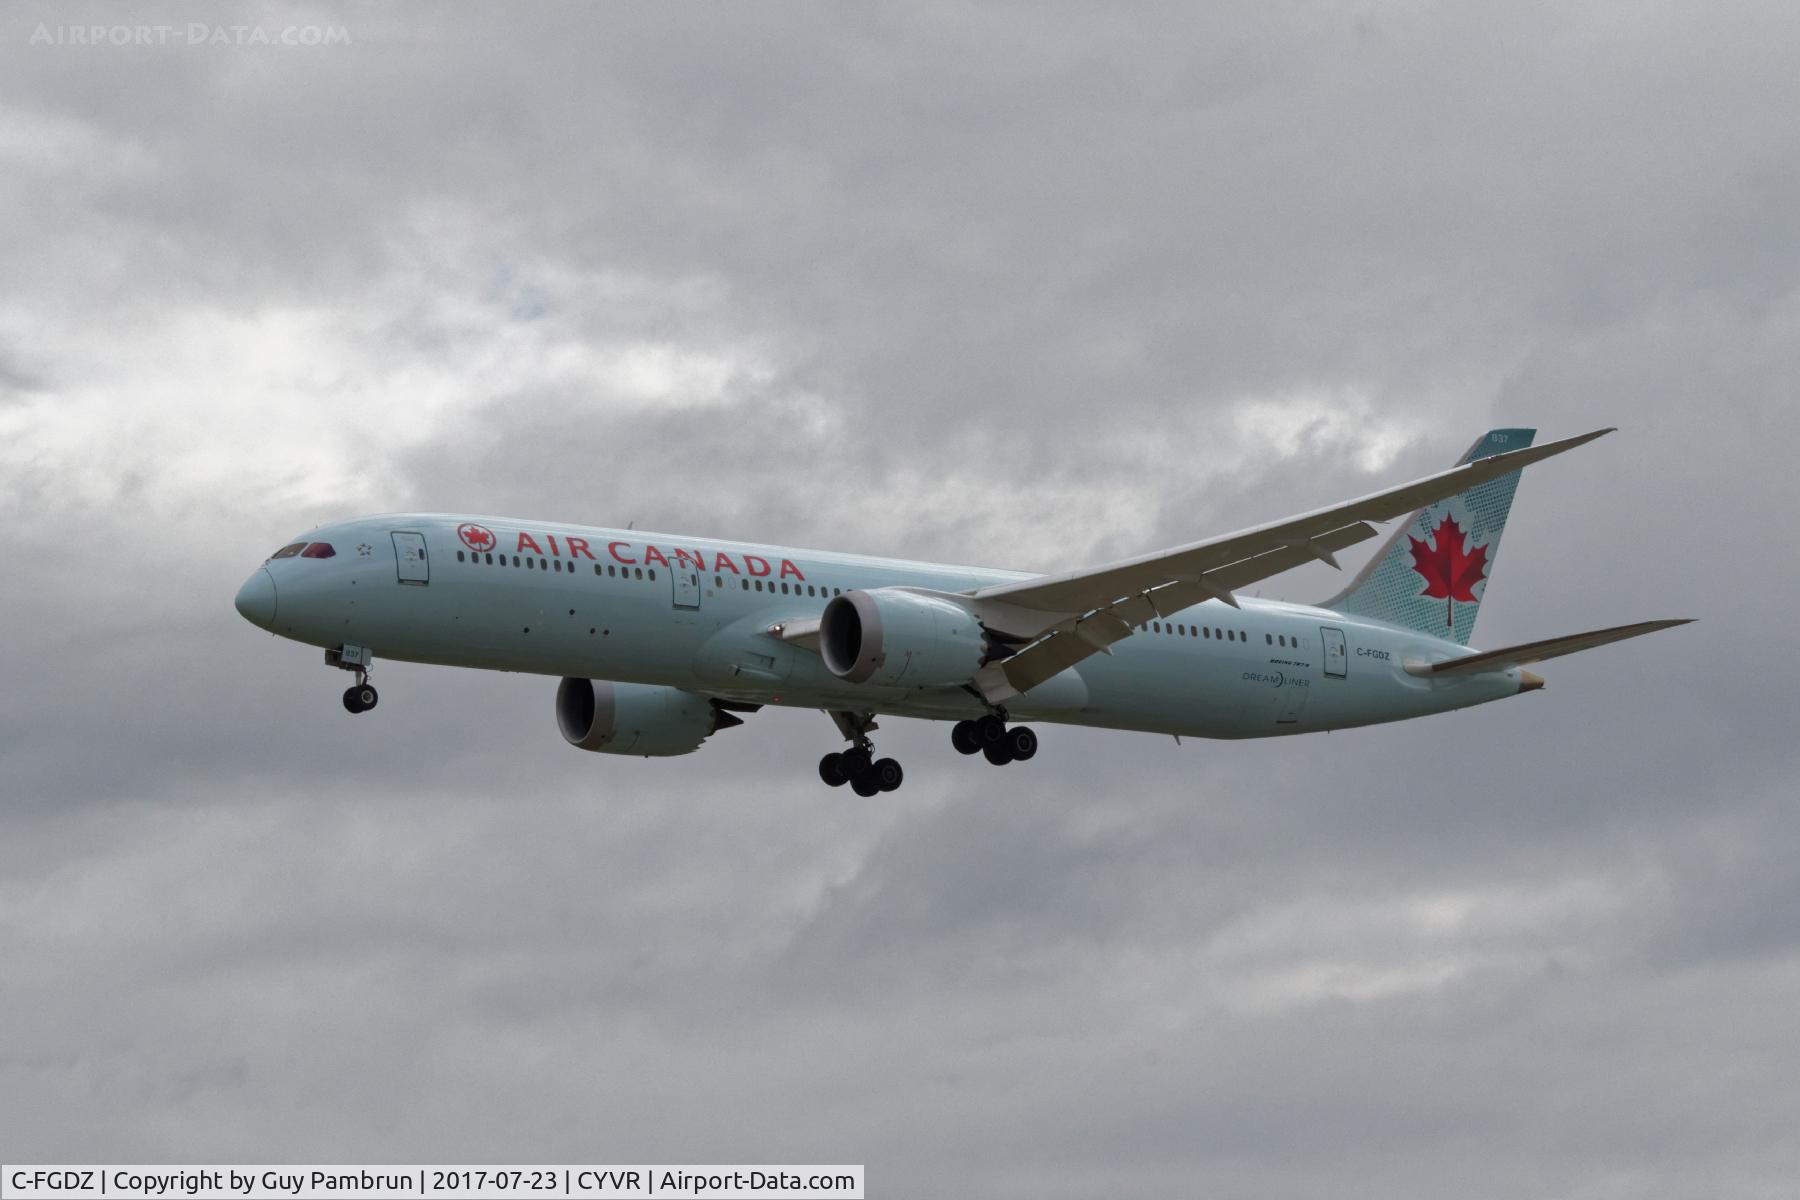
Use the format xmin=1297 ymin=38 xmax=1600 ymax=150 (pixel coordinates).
xmin=238 ymin=513 xmax=1526 ymax=740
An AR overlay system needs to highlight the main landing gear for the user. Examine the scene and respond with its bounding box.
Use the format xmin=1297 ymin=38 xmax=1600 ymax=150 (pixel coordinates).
xmin=819 ymin=748 xmax=904 ymax=796
xmin=327 ymin=644 xmax=379 ymax=715
xmin=816 ymin=710 xmax=1038 ymax=791
xmin=952 ymin=714 xmax=1038 ymax=766
xmin=820 ymin=710 xmax=904 ymax=795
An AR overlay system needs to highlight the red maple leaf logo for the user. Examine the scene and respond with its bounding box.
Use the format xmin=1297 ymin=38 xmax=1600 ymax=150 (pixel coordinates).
xmin=458 ymin=523 xmax=495 ymax=551
xmin=1408 ymin=513 xmax=1488 ymax=629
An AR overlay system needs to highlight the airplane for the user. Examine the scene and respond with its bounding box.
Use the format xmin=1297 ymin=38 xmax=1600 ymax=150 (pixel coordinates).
xmin=234 ymin=427 xmax=1689 ymax=794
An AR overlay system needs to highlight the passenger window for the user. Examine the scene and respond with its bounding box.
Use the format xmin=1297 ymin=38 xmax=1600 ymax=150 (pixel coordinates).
xmin=648 ymin=570 xmax=656 ymax=581
xmin=300 ymin=543 xmax=335 ymax=559
xmin=742 ymin=579 xmax=749 ymax=590
xmin=715 ymin=576 xmax=723 ymax=588
xmin=807 ymin=585 xmax=816 ymax=596
xmin=457 ymin=550 xmax=466 ymax=562
xmin=1152 ymin=621 xmax=1160 ymax=633
xmin=1266 ymin=633 xmax=1272 ymax=644
xmin=635 ymin=568 xmax=643 ymax=580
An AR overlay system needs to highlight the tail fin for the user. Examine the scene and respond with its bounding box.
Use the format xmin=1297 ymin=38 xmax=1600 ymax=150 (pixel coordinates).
xmin=1321 ymin=428 xmax=1534 ymax=645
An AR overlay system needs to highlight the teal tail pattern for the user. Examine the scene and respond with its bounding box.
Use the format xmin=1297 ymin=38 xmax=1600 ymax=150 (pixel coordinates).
xmin=1320 ymin=428 xmax=1535 ymax=645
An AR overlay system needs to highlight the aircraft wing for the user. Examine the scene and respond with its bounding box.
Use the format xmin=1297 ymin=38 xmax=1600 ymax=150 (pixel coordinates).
xmin=970 ymin=427 xmax=1616 ymax=701
xmin=1418 ymin=618 xmax=1693 ymax=677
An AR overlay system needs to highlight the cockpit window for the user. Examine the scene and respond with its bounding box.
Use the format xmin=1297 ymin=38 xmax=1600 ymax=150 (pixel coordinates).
xmin=269 ymin=543 xmax=306 ymax=560
xmin=300 ymin=542 xmax=337 ymax=559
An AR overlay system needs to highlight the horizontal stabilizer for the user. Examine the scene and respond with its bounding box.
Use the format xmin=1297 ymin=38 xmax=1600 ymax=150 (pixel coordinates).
xmin=1420 ymin=619 xmax=1693 ymax=677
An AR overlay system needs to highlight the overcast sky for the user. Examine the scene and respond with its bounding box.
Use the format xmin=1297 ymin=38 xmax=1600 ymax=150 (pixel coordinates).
xmin=3 ymin=3 xmax=1797 ymax=1196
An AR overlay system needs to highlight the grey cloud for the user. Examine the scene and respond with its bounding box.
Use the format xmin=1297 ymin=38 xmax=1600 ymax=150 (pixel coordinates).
xmin=2 ymin=2 xmax=1798 ymax=1196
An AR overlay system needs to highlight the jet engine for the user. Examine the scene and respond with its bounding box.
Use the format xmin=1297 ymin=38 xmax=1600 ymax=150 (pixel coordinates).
xmin=555 ymin=678 xmax=740 ymax=757
xmin=819 ymin=588 xmax=986 ymax=687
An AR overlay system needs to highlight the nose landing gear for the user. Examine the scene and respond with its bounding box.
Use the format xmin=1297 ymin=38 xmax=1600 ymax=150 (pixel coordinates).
xmin=328 ymin=645 xmax=379 ymax=715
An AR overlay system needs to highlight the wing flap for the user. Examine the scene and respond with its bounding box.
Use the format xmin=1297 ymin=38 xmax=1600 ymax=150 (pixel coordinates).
xmin=1422 ymin=619 xmax=1693 ymax=676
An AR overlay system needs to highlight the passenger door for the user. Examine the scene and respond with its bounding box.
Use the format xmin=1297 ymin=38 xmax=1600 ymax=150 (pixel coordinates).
xmin=672 ymin=564 xmax=701 ymax=610
xmin=1321 ymin=626 xmax=1348 ymax=677
xmin=392 ymin=531 xmax=429 ymax=585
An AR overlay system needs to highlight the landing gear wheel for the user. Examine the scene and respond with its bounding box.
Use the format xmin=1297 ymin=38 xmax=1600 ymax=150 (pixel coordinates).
xmin=841 ymin=746 xmax=872 ymax=778
xmin=819 ymin=752 xmax=849 ymax=787
xmin=1005 ymin=725 xmax=1038 ymax=761
xmin=975 ymin=714 xmax=1007 ymax=746
xmin=343 ymin=685 xmax=377 ymax=713
xmin=983 ymin=741 xmax=1015 ymax=766
xmin=951 ymin=720 xmax=981 ymax=755
xmin=850 ymin=771 xmax=882 ymax=797
xmin=872 ymin=757 xmax=904 ymax=792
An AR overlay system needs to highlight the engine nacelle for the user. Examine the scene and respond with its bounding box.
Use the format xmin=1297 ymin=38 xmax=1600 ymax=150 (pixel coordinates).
xmin=819 ymin=588 xmax=985 ymax=686
xmin=556 ymin=678 xmax=723 ymax=757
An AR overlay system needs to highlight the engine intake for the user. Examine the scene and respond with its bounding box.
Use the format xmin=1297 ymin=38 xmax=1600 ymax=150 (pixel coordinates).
xmin=556 ymin=678 xmax=731 ymax=756
xmin=819 ymin=588 xmax=985 ymax=687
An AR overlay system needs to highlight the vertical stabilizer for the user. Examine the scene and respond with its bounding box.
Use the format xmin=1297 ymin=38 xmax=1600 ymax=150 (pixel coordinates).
xmin=1320 ymin=428 xmax=1534 ymax=645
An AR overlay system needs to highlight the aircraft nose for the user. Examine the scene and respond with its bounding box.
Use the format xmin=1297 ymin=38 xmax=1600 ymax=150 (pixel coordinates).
xmin=235 ymin=567 xmax=277 ymax=629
